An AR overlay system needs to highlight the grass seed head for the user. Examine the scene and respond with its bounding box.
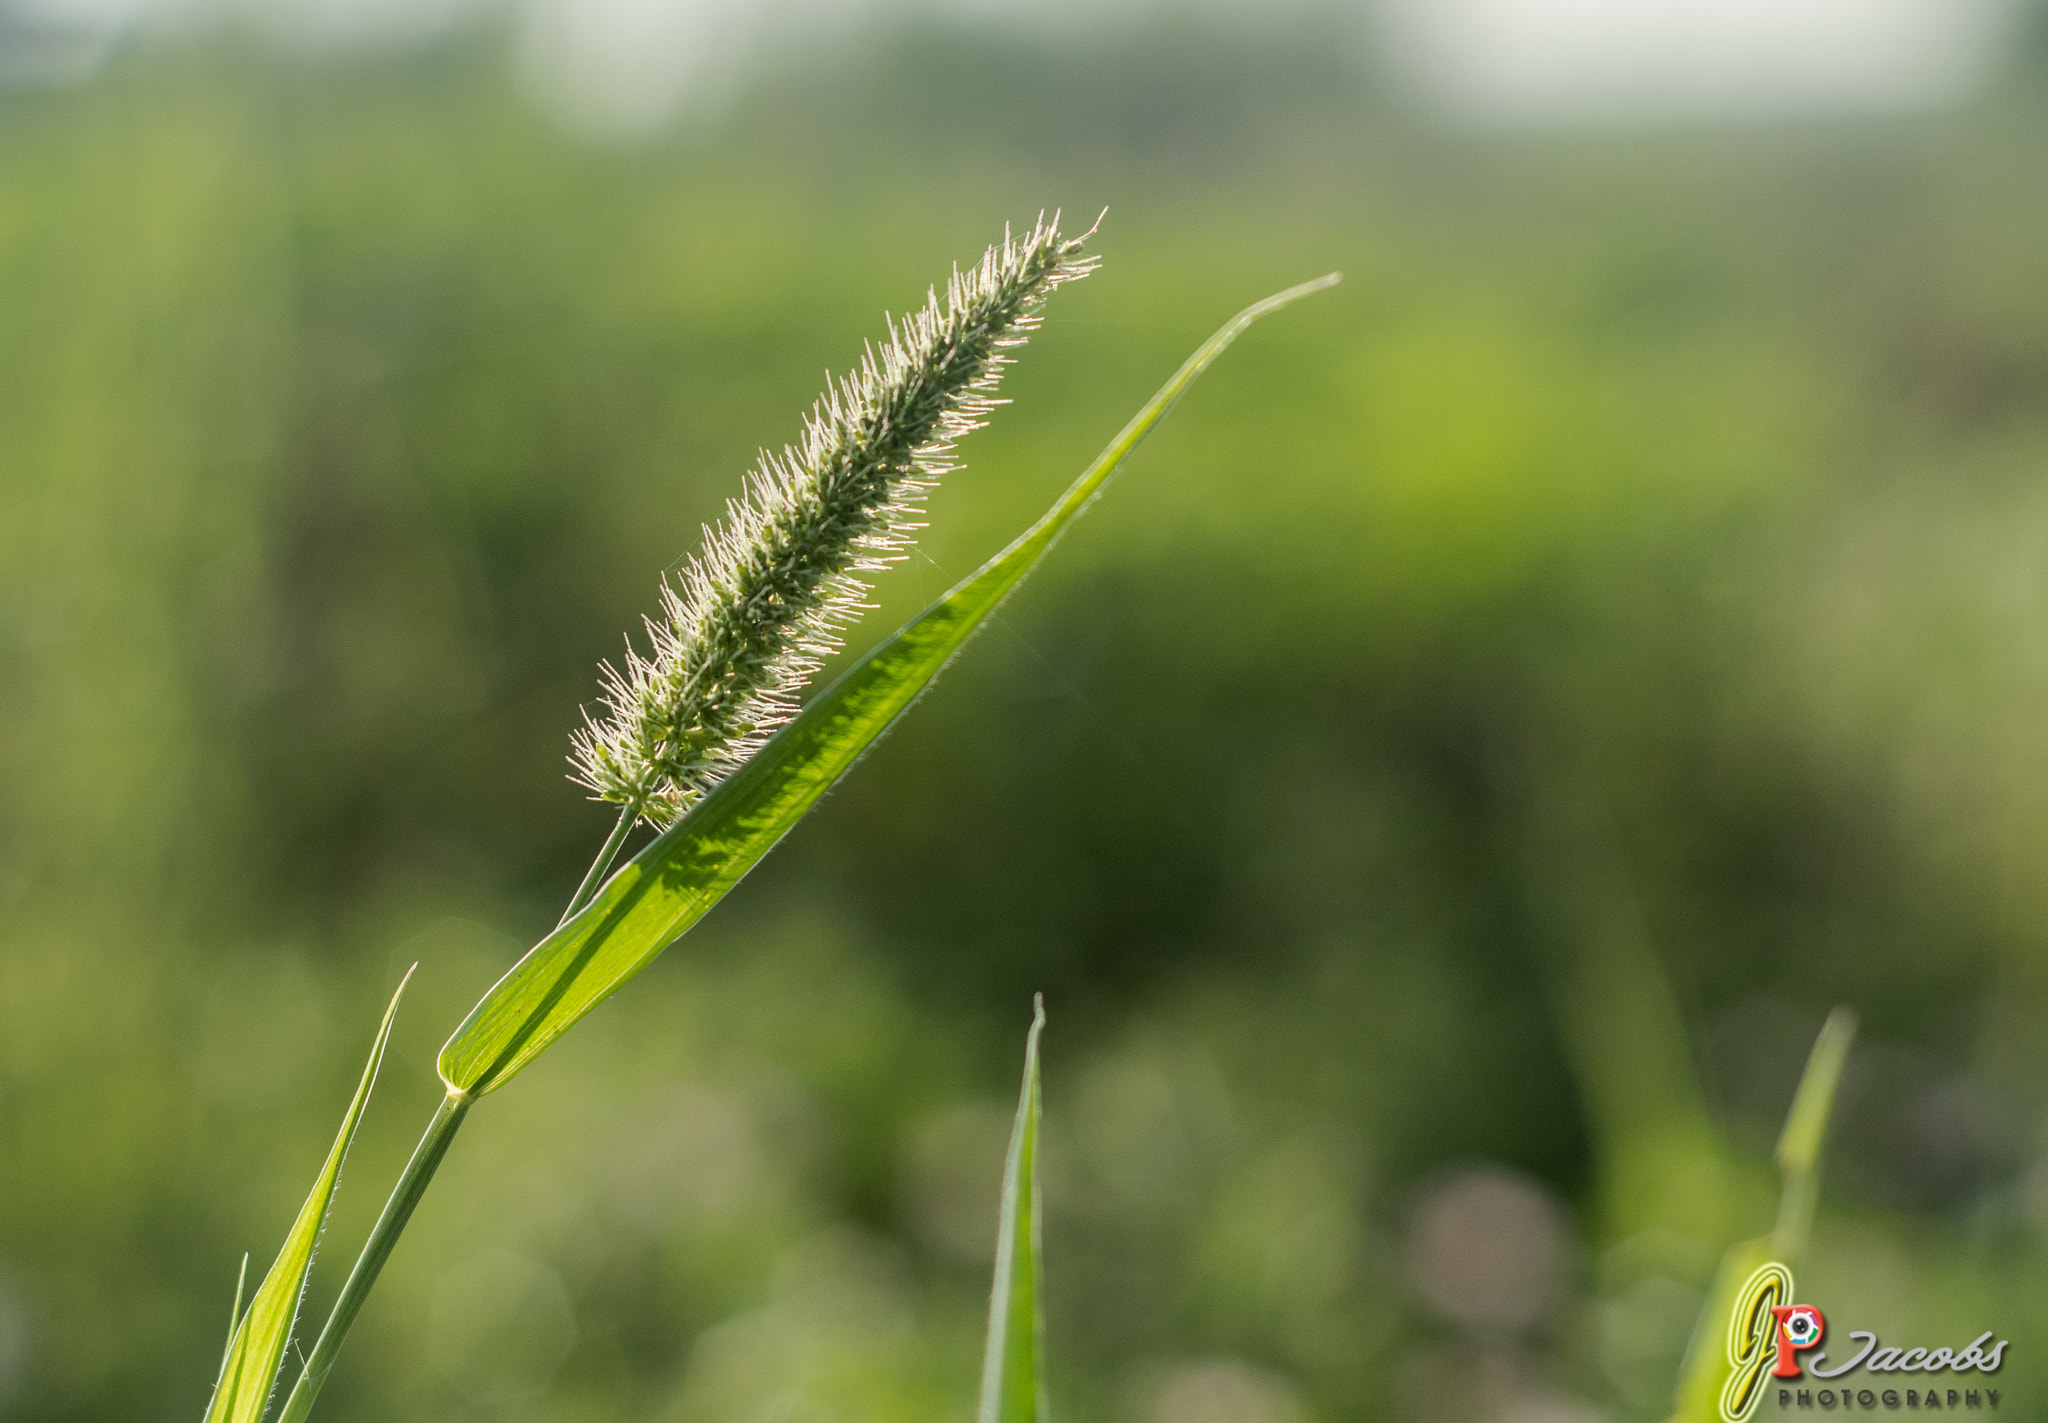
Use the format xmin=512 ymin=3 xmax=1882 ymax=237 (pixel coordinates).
xmin=570 ymin=213 xmax=1097 ymax=824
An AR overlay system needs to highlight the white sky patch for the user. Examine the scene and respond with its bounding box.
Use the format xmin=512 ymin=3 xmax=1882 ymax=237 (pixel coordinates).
xmin=515 ymin=0 xmax=899 ymax=135
xmin=1379 ymin=0 xmax=2016 ymax=124
xmin=518 ymin=0 xmax=751 ymax=135
xmin=0 ymin=0 xmax=2021 ymax=129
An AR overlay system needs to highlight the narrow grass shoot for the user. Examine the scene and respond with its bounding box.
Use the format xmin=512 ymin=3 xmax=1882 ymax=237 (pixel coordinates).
xmin=213 ymin=1254 xmax=247 ymax=1391
xmin=1770 ymin=1006 xmax=1857 ymax=1265
xmin=1666 ymin=1007 xmax=1858 ymax=1423
xmin=979 ymin=997 xmax=1048 ymax=1423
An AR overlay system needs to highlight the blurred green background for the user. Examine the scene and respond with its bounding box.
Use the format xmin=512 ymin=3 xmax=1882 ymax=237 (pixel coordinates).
xmin=4 ymin=4 xmax=2048 ymax=1420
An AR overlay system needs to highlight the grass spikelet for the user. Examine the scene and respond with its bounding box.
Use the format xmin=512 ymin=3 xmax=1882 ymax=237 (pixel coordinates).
xmin=570 ymin=214 xmax=1097 ymax=825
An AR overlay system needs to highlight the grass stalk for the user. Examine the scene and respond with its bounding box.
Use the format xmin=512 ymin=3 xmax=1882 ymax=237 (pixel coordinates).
xmin=275 ymin=1091 xmax=472 ymax=1423
xmin=557 ymin=803 xmax=637 ymax=929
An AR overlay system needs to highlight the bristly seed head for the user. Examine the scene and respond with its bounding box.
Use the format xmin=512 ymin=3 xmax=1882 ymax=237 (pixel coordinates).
xmin=570 ymin=213 xmax=1097 ymax=825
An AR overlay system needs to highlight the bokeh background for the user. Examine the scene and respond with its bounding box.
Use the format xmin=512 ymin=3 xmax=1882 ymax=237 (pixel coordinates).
xmin=4 ymin=1 xmax=2048 ymax=1419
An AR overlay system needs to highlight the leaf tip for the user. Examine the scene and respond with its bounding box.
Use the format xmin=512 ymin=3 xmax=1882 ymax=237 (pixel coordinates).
xmin=1775 ymin=1005 xmax=1858 ymax=1175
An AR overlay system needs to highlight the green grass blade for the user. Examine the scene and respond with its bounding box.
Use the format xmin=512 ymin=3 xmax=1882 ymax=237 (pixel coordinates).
xmin=1665 ymin=1007 xmax=1857 ymax=1423
xmin=214 ymin=1253 xmax=250 ymax=1388
xmin=1771 ymin=1006 xmax=1856 ymax=1264
xmin=978 ymin=997 xmax=1048 ymax=1423
xmin=204 ymin=969 xmax=411 ymax=1423
xmin=437 ymin=273 xmax=1340 ymax=1098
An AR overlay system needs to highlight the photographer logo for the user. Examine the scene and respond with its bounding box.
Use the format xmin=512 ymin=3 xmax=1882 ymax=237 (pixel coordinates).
xmin=1719 ymin=1262 xmax=2007 ymax=1418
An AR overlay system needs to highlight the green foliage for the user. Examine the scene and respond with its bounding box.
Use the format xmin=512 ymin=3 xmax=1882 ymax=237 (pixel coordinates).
xmin=977 ymin=999 xmax=1047 ymax=1423
xmin=204 ymin=973 xmax=408 ymax=1423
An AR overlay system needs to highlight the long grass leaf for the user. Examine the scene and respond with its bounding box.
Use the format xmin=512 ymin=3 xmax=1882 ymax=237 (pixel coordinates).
xmin=438 ymin=273 xmax=1340 ymax=1097
xmin=204 ymin=970 xmax=411 ymax=1423
xmin=978 ymin=997 xmax=1048 ymax=1423
xmin=1665 ymin=1007 xmax=1857 ymax=1423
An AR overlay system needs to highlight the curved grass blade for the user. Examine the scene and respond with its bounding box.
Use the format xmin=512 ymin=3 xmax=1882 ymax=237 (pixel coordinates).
xmin=978 ymin=997 xmax=1048 ymax=1423
xmin=204 ymin=969 xmax=412 ymax=1423
xmin=1665 ymin=1007 xmax=1857 ymax=1423
xmin=438 ymin=273 xmax=1341 ymax=1098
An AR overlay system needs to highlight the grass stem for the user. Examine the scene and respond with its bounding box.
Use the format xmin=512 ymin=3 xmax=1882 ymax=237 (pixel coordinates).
xmin=558 ymin=804 xmax=637 ymax=929
xmin=276 ymin=1091 xmax=472 ymax=1423
xmin=276 ymin=803 xmax=625 ymax=1421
